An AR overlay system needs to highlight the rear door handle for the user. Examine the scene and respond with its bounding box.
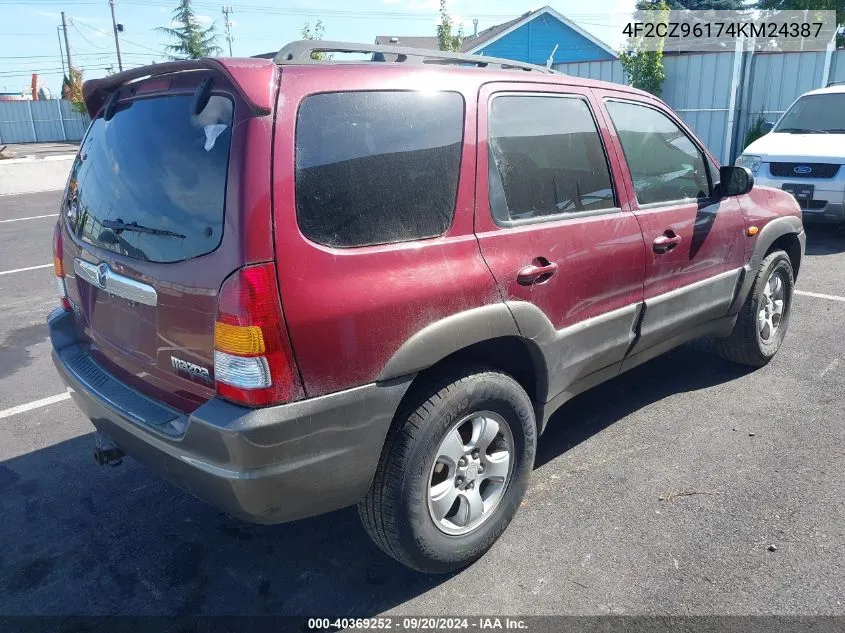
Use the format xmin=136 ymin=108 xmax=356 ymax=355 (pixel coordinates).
xmin=653 ymin=231 xmax=682 ymax=254
xmin=517 ymin=260 xmax=559 ymax=286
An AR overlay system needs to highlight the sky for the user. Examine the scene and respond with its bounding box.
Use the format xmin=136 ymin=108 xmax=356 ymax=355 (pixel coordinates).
xmin=0 ymin=0 xmax=637 ymax=96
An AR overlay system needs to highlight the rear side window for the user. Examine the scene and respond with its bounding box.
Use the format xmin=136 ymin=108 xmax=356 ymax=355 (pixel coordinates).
xmin=605 ymin=100 xmax=710 ymax=205
xmin=295 ymin=91 xmax=464 ymax=248
xmin=67 ymin=94 xmax=233 ymax=263
xmin=488 ymin=95 xmax=615 ymax=223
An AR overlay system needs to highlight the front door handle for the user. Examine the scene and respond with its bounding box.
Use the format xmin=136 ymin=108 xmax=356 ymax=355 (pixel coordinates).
xmin=653 ymin=231 xmax=682 ymax=254
xmin=517 ymin=260 xmax=559 ymax=286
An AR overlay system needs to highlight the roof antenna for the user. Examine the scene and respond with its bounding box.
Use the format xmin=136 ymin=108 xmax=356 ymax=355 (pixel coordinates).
xmin=546 ymin=44 xmax=559 ymax=70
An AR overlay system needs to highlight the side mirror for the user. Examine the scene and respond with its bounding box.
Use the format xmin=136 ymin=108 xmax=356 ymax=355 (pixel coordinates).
xmin=719 ymin=165 xmax=754 ymax=198
xmin=760 ymin=121 xmax=774 ymax=134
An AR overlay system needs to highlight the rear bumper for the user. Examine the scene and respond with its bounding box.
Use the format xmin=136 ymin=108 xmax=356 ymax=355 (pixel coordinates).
xmin=48 ymin=308 xmax=410 ymax=524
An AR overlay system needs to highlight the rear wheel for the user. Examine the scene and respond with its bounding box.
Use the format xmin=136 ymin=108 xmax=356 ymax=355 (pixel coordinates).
xmin=359 ymin=367 xmax=536 ymax=573
xmin=715 ymin=249 xmax=794 ymax=367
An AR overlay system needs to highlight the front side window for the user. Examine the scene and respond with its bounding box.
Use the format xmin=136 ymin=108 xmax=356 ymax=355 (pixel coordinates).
xmin=606 ymin=100 xmax=710 ymax=206
xmin=488 ymin=95 xmax=616 ymax=223
xmin=295 ymin=91 xmax=464 ymax=248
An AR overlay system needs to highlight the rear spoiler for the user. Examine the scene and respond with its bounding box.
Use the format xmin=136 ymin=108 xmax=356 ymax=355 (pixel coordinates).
xmin=82 ymin=58 xmax=277 ymax=119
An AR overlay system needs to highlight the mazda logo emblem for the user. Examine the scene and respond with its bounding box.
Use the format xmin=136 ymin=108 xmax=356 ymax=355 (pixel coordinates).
xmin=793 ymin=165 xmax=812 ymax=175
xmin=97 ymin=263 xmax=109 ymax=289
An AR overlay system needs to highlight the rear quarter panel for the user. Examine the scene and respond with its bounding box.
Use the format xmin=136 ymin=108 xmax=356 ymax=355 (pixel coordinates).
xmin=272 ymin=67 xmax=501 ymax=397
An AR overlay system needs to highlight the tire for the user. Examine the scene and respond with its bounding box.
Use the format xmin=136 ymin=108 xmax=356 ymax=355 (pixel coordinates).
xmin=715 ymin=249 xmax=794 ymax=367
xmin=359 ymin=366 xmax=536 ymax=573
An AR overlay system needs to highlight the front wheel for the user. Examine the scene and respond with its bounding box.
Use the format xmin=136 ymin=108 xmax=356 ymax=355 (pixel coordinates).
xmin=359 ymin=367 xmax=536 ymax=573
xmin=715 ymin=249 xmax=794 ymax=367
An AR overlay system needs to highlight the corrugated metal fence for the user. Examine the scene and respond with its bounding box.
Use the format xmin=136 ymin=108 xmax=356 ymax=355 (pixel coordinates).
xmin=556 ymin=49 xmax=845 ymax=165
xmin=0 ymin=99 xmax=89 ymax=144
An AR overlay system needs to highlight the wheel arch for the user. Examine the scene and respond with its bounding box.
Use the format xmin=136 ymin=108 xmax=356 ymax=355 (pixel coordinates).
xmin=767 ymin=232 xmax=803 ymax=280
xmin=378 ymin=304 xmax=548 ymax=402
xmin=378 ymin=304 xmax=550 ymax=434
xmin=731 ymin=215 xmax=804 ymax=312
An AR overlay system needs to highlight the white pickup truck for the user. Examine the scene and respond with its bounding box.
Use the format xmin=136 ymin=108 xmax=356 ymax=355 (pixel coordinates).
xmin=737 ymin=83 xmax=845 ymax=226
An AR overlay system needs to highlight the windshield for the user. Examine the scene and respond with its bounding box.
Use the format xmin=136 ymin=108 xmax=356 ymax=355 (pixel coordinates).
xmin=66 ymin=93 xmax=233 ymax=263
xmin=774 ymin=93 xmax=845 ymax=134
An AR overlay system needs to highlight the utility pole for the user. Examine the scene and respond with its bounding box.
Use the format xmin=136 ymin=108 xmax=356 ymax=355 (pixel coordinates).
xmin=109 ymin=0 xmax=123 ymax=72
xmin=61 ymin=12 xmax=73 ymax=73
xmin=57 ymin=25 xmax=66 ymax=77
xmin=222 ymin=5 xmax=234 ymax=56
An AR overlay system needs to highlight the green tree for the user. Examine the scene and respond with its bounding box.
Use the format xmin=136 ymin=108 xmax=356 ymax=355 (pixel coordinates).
xmin=157 ymin=0 xmax=221 ymax=60
xmin=301 ymin=20 xmax=332 ymax=60
xmin=61 ymin=67 xmax=85 ymax=113
xmin=755 ymin=0 xmax=844 ymax=46
xmin=743 ymin=114 xmax=769 ymax=150
xmin=638 ymin=0 xmax=745 ymax=9
xmin=620 ymin=0 xmax=670 ymax=96
xmin=436 ymin=0 xmax=464 ymax=52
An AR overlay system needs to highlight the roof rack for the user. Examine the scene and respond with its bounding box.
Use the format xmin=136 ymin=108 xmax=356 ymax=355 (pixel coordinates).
xmin=826 ymin=80 xmax=845 ymax=87
xmin=271 ymin=40 xmax=557 ymax=74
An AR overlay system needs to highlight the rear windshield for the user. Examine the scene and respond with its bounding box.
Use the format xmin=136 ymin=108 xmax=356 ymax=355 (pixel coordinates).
xmin=295 ymin=91 xmax=464 ymax=248
xmin=66 ymin=94 xmax=233 ymax=263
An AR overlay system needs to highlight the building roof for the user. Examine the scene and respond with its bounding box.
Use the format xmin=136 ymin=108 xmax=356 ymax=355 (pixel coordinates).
xmin=376 ymin=6 xmax=616 ymax=58
xmin=375 ymin=15 xmax=525 ymax=54
xmin=374 ymin=35 xmax=439 ymax=49
xmin=459 ymin=13 xmax=528 ymax=52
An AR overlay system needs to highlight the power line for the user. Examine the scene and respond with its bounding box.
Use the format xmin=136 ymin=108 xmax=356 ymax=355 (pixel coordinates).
xmin=71 ymin=17 xmax=164 ymax=55
xmin=70 ymin=18 xmax=111 ymax=50
xmin=0 ymin=65 xmax=116 ymax=77
xmin=0 ymin=52 xmax=123 ymax=59
xmin=0 ymin=0 xmax=632 ymax=22
xmin=0 ymin=53 xmax=158 ymax=65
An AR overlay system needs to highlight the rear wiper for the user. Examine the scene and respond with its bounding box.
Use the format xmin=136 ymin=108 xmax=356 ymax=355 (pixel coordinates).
xmin=777 ymin=127 xmax=830 ymax=134
xmin=102 ymin=219 xmax=185 ymax=239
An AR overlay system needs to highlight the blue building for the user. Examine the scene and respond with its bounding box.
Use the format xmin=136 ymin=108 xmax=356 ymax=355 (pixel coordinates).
xmin=376 ymin=6 xmax=617 ymax=66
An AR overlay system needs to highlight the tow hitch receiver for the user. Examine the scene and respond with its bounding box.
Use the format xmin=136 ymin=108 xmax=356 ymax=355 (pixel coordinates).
xmin=93 ymin=431 xmax=125 ymax=466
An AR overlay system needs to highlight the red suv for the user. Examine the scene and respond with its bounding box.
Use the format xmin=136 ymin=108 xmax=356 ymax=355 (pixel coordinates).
xmin=49 ymin=41 xmax=805 ymax=573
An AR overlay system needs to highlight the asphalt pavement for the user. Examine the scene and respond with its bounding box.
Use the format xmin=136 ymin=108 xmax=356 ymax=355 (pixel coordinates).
xmin=0 ymin=191 xmax=843 ymax=617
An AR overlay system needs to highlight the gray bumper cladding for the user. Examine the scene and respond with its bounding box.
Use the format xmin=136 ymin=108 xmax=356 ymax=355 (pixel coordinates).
xmin=47 ymin=308 xmax=411 ymax=524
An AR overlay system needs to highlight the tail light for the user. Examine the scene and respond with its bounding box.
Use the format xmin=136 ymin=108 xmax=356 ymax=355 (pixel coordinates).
xmin=52 ymin=222 xmax=71 ymax=312
xmin=214 ymin=263 xmax=303 ymax=406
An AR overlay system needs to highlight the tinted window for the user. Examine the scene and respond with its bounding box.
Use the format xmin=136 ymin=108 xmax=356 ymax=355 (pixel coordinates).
xmin=67 ymin=94 xmax=233 ymax=263
xmin=606 ymin=100 xmax=710 ymax=205
xmin=488 ymin=95 xmax=615 ymax=223
xmin=775 ymin=93 xmax=845 ymax=133
xmin=295 ymin=91 xmax=464 ymax=248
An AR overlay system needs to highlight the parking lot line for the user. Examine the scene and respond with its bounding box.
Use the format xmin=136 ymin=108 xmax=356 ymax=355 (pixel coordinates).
xmin=0 ymin=263 xmax=52 ymax=276
xmin=795 ymin=290 xmax=845 ymax=303
xmin=0 ymin=213 xmax=58 ymax=224
xmin=0 ymin=392 xmax=71 ymax=420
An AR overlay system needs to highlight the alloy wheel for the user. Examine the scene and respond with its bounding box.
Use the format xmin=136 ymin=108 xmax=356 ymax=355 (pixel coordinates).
xmin=427 ymin=411 xmax=514 ymax=536
xmin=759 ymin=270 xmax=786 ymax=342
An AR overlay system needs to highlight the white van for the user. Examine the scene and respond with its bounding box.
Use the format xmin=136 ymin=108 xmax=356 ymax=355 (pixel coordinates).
xmin=737 ymin=83 xmax=845 ymax=226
